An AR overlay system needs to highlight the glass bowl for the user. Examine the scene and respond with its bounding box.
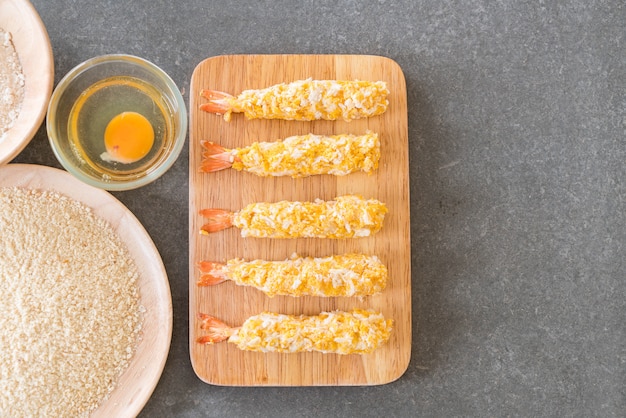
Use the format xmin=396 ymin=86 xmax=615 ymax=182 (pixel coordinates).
xmin=47 ymin=54 xmax=187 ymax=191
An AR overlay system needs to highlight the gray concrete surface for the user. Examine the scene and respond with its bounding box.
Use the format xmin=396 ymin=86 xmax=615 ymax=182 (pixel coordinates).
xmin=16 ymin=1 xmax=625 ymax=416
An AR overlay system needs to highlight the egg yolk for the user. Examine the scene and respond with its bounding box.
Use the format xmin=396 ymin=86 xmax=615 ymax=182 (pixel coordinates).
xmin=103 ymin=111 xmax=154 ymax=164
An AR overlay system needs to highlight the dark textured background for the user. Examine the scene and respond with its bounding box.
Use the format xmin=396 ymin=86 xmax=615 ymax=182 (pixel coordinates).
xmin=14 ymin=1 xmax=625 ymax=416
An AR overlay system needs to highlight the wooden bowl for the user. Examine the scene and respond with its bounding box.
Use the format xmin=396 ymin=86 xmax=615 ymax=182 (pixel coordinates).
xmin=0 ymin=164 xmax=173 ymax=417
xmin=0 ymin=0 xmax=54 ymax=165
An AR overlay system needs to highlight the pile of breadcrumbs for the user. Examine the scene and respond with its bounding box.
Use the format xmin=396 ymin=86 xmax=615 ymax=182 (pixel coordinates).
xmin=0 ymin=28 xmax=25 ymax=139
xmin=0 ymin=187 xmax=143 ymax=417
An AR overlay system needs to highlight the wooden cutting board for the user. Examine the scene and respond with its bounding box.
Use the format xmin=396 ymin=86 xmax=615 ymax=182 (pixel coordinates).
xmin=189 ymin=55 xmax=411 ymax=386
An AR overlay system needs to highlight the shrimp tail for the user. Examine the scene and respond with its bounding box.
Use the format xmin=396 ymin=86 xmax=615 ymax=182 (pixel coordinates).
xmin=196 ymin=313 xmax=236 ymax=344
xmin=199 ymin=209 xmax=234 ymax=234
xmin=196 ymin=335 xmax=222 ymax=344
xmin=200 ymin=141 xmax=235 ymax=173
xmin=197 ymin=261 xmax=227 ymax=286
xmin=199 ymin=89 xmax=233 ymax=115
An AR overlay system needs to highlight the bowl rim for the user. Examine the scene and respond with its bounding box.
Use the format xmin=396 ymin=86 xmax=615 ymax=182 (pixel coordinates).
xmin=0 ymin=163 xmax=173 ymax=418
xmin=0 ymin=0 xmax=54 ymax=165
xmin=46 ymin=53 xmax=187 ymax=191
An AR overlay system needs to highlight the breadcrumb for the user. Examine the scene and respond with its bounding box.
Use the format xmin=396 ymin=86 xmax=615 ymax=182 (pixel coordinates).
xmin=0 ymin=187 xmax=143 ymax=418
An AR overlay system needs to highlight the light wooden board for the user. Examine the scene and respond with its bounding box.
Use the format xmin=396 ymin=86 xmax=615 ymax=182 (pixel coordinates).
xmin=0 ymin=164 xmax=172 ymax=417
xmin=189 ymin=55 xmax=411 ymax=386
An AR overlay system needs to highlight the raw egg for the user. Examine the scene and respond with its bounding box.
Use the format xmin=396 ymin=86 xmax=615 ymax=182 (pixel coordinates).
xmin=101 ymin=111 xmax=154 ymax=163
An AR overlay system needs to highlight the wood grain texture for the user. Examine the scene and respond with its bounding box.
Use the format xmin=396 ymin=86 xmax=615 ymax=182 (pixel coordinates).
xmin=189 ymin=55 xmax=410 ymax=386
xmin=0 ymin=164 xmax=172 ymax=417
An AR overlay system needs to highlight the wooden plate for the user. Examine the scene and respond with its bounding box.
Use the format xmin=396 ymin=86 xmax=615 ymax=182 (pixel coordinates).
xmin=0 ymin=0 xmax=54 ymax=165
xmin=189 ymin=55 xmax=411 ymax=386
xmin=0 ymin=164 xmax=172 ymax=417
